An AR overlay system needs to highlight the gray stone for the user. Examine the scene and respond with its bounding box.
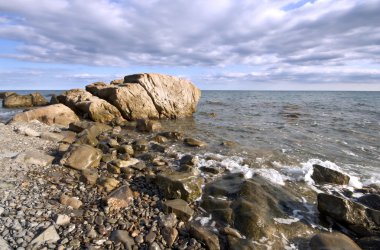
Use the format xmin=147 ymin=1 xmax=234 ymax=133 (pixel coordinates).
xmin=60 ymin=144 xmax=102 ymax=170
xmin=110 ymin=230 xmax=135 ymax=249
xmin=15 ymin=150 xmax=54 ymax=167
xmin=40 ymin=132 xmax=65 ymax=142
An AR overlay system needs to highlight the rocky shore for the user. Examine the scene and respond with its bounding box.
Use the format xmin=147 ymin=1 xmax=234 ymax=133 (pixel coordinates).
xmin=0 ymin=73 xmax=379 ymax=249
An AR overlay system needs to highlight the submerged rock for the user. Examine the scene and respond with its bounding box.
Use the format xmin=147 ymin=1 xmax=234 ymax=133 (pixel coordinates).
xmin=357 ymin=194 xmax=380 ymax=210
xmin=310 ymin=232 xmax=362 ymax=250
xmin=311 ymin=164 xmax=350 ymax=185
xmin=8 ymin=104 xmax=80 ymax=126
xmin=60 ymin=144 xmax=102 ymax=170
xmin=136 ymin=119 xmax=161 ymax=132
xmin=3 ymin=92 xmax=48 ymax=108
xmin=184 ymin=138 xmax=207 ymax=147
xmin=154 ymin=170 xmax=203 ymax=202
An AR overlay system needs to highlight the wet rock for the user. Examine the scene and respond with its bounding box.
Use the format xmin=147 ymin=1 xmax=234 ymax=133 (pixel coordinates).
xmin=30 ymin=225 xmax=60 ymax=247
xmin=55 ymin=214 xmax=71 ymax=226
xmin=180 ymin=155 xmax=198 ymax=166
xmin=358 ymin=194 xmax=380 ymax=210
xmin=60 ymin=144 xmax=102 ymax=170
xmin=118 ymin=144 xmax=134 ymax=156
xmin=152 ymin=135 xmax=168 ymax=143
xmin=163 ymin=199 xmax=194 ymax=222
xmin=110 ymin=230 xmax=135 ymax=249
xmin=189 ymin=224 xmax=220 ymax=250
xmin=220 ymin=227 xmax=243 ymax=239
xmin=8 ymin=104 xmax=80 ymax=126
xmin=151 ymin=143 xmax=166 ymax=153
xmin=132 ymin=139 xmax=149 ymax=152
xmin=98 ymin=177 xmax=120 ymax=192
xmin=184 ymin=138 xmax=207 ymax=147
xmin=3 ymin=92 xmax=48 ymax=108
xmin=317 ymin=193 xmax=380 ymax=236
xmin=158 ymin=131 xmax=183 ymax=140
xmin=60 ymin=194 xmax=83 ymax=209
xmin=357 ymin=236 xmax=380 ymax=250
xmin=15 ymin=150 xmax=54 ymax=167
xmin=161 ymin=227 xmax=178 ymax=247
xmin=220 ymin=140 xmax=238 ymax=147
xmin=226 ymin=235 xmax=256 ymax=250
xmin=155 ymin=170 xmax=203 ymax=202
xmin=107 ymin=185 xmax=133 ymax=210
xmin=81 ymin=168 xmax=99 ymax=185
xmin=200 ymin=166 xmax=220 ymax=174
xmin=136 ymin=119 xmax=161 ymax=132
xmin=310 ymin=232 xmax=362 ymax=250
xmin=311 ymin=164 xmax=350 ymax=185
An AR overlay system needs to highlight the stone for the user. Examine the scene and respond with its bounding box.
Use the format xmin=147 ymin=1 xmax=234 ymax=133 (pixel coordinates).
xmin=107 ymin=185 xmax=133 ymax=210
xmin=68 ymin=120 xmax=94 ymax=133
xmin=317 ymin=193 xmax=380 ymax=236
xmin=110 ymin=158 xmax=140 ymax=169
xmin=40 ymin=132 xmax=65 ymax=142
xmin=58 ymin=143 xmax=70 ymax=154
xmin=30 ymin=226 xmax=60 ymax=247
xmin=161 ymin=227 xmax=178 ymax=247
xmin=155 ymin=170 xmax=203 ymax=202
xmin=3 ymin=92 xmax=48 ymax=108
xmin=85 ymin=82 xmax=107 ymax=96
xmin=110 ymin=230 xmax=135 ymax=249
xmin=110 ymin=79 xmax=124 ymax=85
xmin=220 ymin=140 xmax=238 ymax=147
xmin=98 ymin=177 xmax=119 ymax=192
xmin=357 ymin=236 xmax=380 ymax=250
xmin=358 ymin=194 xmax=380 ymax=210
xmin=152 ymin=135 xmax=168 ymax=143
xmin=158 ymin=131 xmax=183 ymax=140
xmin=60 ymin=194 xmax=83 ymax=209
xmin=311 ymin=164 xmax=350 ymax=185
xmin=50 ymin=94 xmax=59 ymax=104
xmin=60 ymin=131 xmax=77 ymax=144
xmin=159 ymin=213 xmax=178 ymax=228
xmin=149 ymin=242 xmax=161 ymax=250
xmin=130 ymin=161 xmax=147 ymax=171
xmin=220 ymin=227 xmax=242 ymax=239
xmin=163 ymin=199 xmax=194 ymax=222
xmin=60 ymin=144 xmax=102 ymax=170
xmin=118 ymin=144 xmax=134 ymax=156
xmin=81 ymin=168 xmax=99 ymax=185
xmin=57 ymin=89 xmax=123 ymax=123
xmin=132 ymin=139 xmax=149 ymax=151
xmin=15 ymin=126 xmax=41 ymax=137
xmin=226 ymin=235 xmax=256 ymax=250
xmin=91 ymin=73 xmax=200 ymax=120
xmin=180 ymin=155 xmax=198 ymax=166
xmin=189 ymin=224 xmax=220 ymax=250
xmin=310 ymin=232 xmax=362 ymax=250
xmin=15 ymin=150 xmax=54 ymax=167
xmin=136 ymin=119 xmax=161 ymax=132
xmin=55 ymin=214 xmax=71 ymax=226
xmin=145 ymin=231 xmax=156 ymax=243
xmin=184 ymin=138 xmax=207 ymax=147
xmin=8 ymin=104 xmax=80 ymax=126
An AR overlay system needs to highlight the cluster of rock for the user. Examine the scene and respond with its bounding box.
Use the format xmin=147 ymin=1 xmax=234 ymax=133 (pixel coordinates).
xmin=1 ymin=92 xmax=48 ymax=108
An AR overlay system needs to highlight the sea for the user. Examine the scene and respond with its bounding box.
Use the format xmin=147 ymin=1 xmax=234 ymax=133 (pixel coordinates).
xmin=1 ymin=90 xmax=379 ymax=187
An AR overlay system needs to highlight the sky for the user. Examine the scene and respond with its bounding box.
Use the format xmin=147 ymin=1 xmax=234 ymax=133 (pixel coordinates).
xmin=0 ymin=0 xmax=380 ymax=90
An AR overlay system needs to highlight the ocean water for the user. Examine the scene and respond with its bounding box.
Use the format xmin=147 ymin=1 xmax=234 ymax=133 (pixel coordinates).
xmin=1 ymin=90 xmax=379 ymax=185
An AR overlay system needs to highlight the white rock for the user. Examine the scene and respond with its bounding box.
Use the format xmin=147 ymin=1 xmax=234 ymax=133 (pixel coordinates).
xmin=15 ymin=126 xmax=41 ymax=137
xmin=55 ymin=214 xmax=71 ymax=226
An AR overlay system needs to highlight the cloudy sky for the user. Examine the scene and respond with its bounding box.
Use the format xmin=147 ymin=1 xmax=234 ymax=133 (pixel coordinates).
xmin=0 ymin=0 xmax=379 ymax=90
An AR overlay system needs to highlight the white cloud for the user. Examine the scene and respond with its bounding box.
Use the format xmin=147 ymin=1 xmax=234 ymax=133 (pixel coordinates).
xmin=0 ymin=0 xmax=379 ymax=87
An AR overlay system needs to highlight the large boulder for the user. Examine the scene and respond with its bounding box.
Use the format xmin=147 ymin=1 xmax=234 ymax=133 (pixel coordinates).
xmin=91 ymin=73 xmax=201 ymax=120
xmin=311 ymin=164 xmax=350 ymax=185
xmin=317 ymin=193 xmax=380 ymax=236
xmin=309 ymin=232 xmax=362 ymax=250
xmin=57 ymin=89 xmax=122 ymax=123
xmin=8 ymin=104 xmax=80 ymax=126
xmin=3 ymin=92 xmax=48 ymax=108
xmin=201 ymin=173 xmax=313 ymax=248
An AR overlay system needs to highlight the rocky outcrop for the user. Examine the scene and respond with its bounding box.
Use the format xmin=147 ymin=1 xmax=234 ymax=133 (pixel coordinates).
xmin=201 ymin=173 xmax=312 ymax=248
xmin=3 ymin=92 xmax=48 ymax=108
xmin=317 ymin=193 xmax=380 ymax=236
xmin=87 ymin=73 xmax=201 ymax=120
xmin=57 ymin=89 xmax=122 ymax=123
xmin=8 ymin=104 xmax=80 ymax=126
